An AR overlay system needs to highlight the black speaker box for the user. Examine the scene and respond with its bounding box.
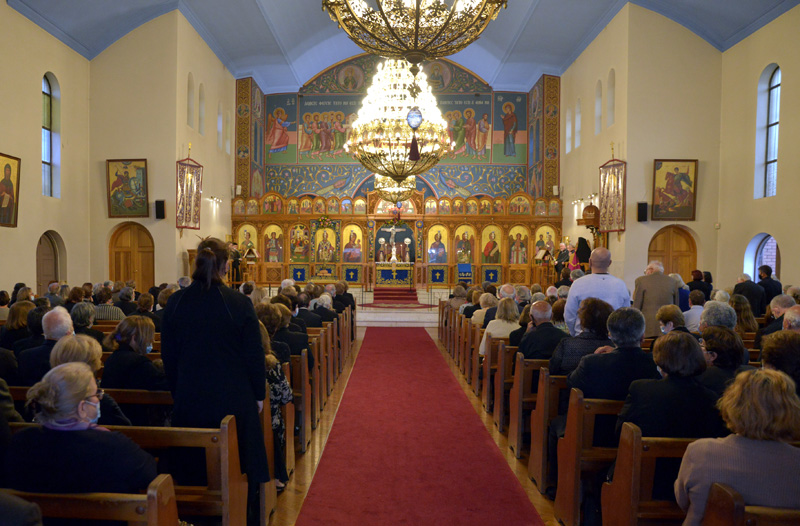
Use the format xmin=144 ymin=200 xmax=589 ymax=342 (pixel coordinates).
xmin=155 ymin=200 xmax=165 ymax=219
xmin=637 ymin=202 xmax=648 ymax=222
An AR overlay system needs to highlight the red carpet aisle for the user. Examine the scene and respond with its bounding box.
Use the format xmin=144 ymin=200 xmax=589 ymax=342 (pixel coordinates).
xmin=295 ymin=327 xmax=544 ymax=526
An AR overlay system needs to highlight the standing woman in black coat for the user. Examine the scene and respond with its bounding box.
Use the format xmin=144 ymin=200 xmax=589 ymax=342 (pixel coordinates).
xmin=161 ymin=237 xmax=268 ymax=521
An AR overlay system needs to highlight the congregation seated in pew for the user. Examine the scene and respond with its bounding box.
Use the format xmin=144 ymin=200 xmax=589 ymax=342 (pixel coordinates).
xmin=519 ymin=301 xmax=568 ymax=360
xmin=698 ymin=326 xmax=755 ymax=397
xmin=2 ymin=363 xmax=158 ymax=503
xmin=479 ymin=297 xmax=518 ymax=357
xmin=548 ymin=298 xmax=612 ymax=376
xmin=18 ymin=308 xmax=73 ymax=387
xmin=761 ymin=330 xmax=800 ymax=393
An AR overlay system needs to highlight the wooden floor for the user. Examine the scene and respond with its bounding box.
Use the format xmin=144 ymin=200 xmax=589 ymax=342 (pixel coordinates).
xmin=269 ymin=326 xmax=558 ymax=526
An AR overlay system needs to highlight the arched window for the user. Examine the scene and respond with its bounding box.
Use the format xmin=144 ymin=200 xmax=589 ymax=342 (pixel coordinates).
xmin=198 ymin=83 xmax=206 ymax=135
xmin=754 ymin=64 xmax=780 ymax=198
xmin=42 ymin=73 xmax=60 ymax=198
xmin=187 ymin=73 xmax=195 ymax=128
xmin=565 ymin=107 xmax=572 ymax=154
xmin=607 ymin=69 xmax=616 ymax=127
xmin=217 ymin=102 xmax=223 ymax=150
xmin=575 ymin=99 xmax=582 ymax=148
xmin=744 ymin=233 xmax=781 ymax=280
xmin=756 ymin=236 xmax=780 ymax=279
xmin=594 ymin=80 xmax=602 ymax=135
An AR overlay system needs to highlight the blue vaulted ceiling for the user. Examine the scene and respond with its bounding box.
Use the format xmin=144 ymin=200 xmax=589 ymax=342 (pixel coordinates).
xmin=8 ymin=0 xmax=800 ymax=92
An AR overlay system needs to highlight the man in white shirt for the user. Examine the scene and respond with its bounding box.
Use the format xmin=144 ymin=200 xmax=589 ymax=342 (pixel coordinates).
xmin=683 ymin=290 xmax=705 ymax=333
xmin=564 ymin=247 xmax=631 ymax=335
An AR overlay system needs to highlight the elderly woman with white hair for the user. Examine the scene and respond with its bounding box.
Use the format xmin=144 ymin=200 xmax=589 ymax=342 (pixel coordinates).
xmin=479 ymin=298 xmax=519 ymax=356
xmin=471 ymin=293 xmax=498 ymax=327
xmin=70 ymin=301 xmax=105 ymax=348
xmin=314 ymin=292 xmax=339 ymax=323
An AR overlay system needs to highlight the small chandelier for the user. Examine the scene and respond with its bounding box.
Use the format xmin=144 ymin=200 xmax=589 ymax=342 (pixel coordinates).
xmin=374 ymin=173 xmax=416 ymax=202
xmin=323 ymin=0 xmax=508 ymax=74
xmin=345 ymin=58 xmax=450 ymax=199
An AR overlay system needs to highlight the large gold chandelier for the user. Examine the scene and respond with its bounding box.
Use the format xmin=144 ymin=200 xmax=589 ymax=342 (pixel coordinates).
xmin=323 ymin=0 xmax=508 ymax=73
xmin=344 ymin=58 xmax=450 ymax=201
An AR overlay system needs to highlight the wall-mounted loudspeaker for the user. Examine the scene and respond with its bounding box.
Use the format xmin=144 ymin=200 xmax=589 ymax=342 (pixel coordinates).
xmin=155 ymin=200 xmax=165 ymax=219
xmin=637 ymin=202 xmax=648 ymax=222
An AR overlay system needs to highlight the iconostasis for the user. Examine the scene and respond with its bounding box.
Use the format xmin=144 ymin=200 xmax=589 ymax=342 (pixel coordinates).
xmin=232 ymin=190 xmax=562 ymax=287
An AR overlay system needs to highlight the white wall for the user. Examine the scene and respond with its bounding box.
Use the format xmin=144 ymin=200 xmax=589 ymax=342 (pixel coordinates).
xmin=718 ymin=6 xmax=800 ymax=287
xmin=560 ymin=4 xmax=723 ymax=291
xmin=0 ymin=2 xmax=91 ymax=289
xmin=89 ymin=11 xmax=236 ymax=284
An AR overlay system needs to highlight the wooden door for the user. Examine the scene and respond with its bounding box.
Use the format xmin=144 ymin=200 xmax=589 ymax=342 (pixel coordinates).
xmin=647 ymin=226 xmax=696 ymax=282
xmin=36 ymin=234 xmax=58 ymax=296
xmin=109 ymin=223 xmax=155 ymax=291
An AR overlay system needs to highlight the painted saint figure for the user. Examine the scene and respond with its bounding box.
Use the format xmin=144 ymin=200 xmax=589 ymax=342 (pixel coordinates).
xmin=428 ymin=231 xmax=447 ymax=263
xmin=316 ymin=230 xmax=334 ymax=262
xmin=265 ymin=108 xmax=292 ymax=158
xmin=509 ymin=233 xmax=527 ymax=265
xmin=502 ymin=102 xmax=518 ymax=157
xmin=0 ymin=163 xmax=15 ymax=225
xmin=266 ymin=232 xmax=282 ymax=263
xmin=343 ymin=230 xmax=362 ymax=263
xmin=456 ymin=233 xmax=473 ymax=264
xmin=483 ymin=231 xmax=500 ymax=263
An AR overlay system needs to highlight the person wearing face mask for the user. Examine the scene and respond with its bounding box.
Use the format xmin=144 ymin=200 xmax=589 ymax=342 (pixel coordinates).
xmin=3 ymin=362 xmax=156 ymax=497
xmin=101 ymin=316 xmax=168 ymax=425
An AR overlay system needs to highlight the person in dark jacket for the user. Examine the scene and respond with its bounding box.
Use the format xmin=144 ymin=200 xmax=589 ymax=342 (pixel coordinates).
xmin=295 ymin=292 xmax=322 ymax=328
xmin=0 ymin=301 xmax=35 ymax=351
xmin=313 ymin=293 xmax=339 ymax=323
xmin=113 ymin=287 xmax=138 ymax=317
xmin=698 ymin=326 xmax=754 ymax=397
xmin=550 ymin=298 xmax=614 ymax=376
xmin=270 ymin=304 xmax=313 ymax=370
xmin=615 ymin=331 xmax=727 ymax=500
xmin=69 ymin=301 xmax=107 ymax=349
xmin=255 ymin=303 xmax=292 ymax=364
xmin=4 ymin=363 xmax=156 ymax=499
xmin=49 ymin=334 xmax=131 ymax=426
xmin=519 ymin=301 xmax=568 ymax=360
xmin=102 ymin=316 xmax=167 ymax=392
xmin=161 ymin=237 xmax=268 ymax=520
xmin=12 ymin=306 xmax=50 ymax=357
xmin=733 ymin=273 xmax=767 ymax=318
xmin=757 ymin=264 xmax=783 ymax=305
xmin=508 ymin=305 xmax=531 ymax=348
xmin=133 ymin=292 xmax=162 ymax=332
xmin=687 ymin=269 xmax=712 ymax=301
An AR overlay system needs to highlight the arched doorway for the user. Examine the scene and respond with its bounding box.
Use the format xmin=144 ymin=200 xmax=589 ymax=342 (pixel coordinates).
xmin=36 ymin=232 xmax=62 ymax=296
xmin=109 ymin=223 xmax=155 ymax=291
xmin=647 ymin=226 xmax=697 ymax=281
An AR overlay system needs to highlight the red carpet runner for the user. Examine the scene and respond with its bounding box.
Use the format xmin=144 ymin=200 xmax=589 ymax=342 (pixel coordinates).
xmin=296 ymin=327 xmax=544 ymax=526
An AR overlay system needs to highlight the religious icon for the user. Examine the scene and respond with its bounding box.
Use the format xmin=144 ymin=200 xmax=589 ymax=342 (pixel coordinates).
xmin=425 ymin=199 xmax=437 ymax=214
xmin=106 ymin=159 xmax=148 ymax=218
xmin=246 ymin=199 xmax=258 ymax=215
xmin=479 ymin=199 xmax=491 ymax=215
xmin=266 ymin=108 xmax=293 ymax=159
xmin=315 ymin=228 xmax=336 ymax=263
xmin=287 ymin=199 xmax=299 ymax=214
xmin=454 ymin=225 xmax=476 ymax=264
xmin=534 ymin=225 xmax=557 ymax=260
xmin=509 ymin=195 xmax=531 ymax=215
xmin=508 ymin=226 xmax=529 ymax=265
xmin=438 ymin=199 xmax=451 ymax=214
xmin=549 ymin=199 xmax=561 ymax=216
xmin=340 ymin=199 xmax=352 ymax=214
xmin=233 ymin=199 xmax=245 ymax=215
xmin=501 ymin=102 xmax=518 ymax=157
xmin=534 ymin=199 xmax=547 ymax=216
xmin=0 ymin=153 xmax=21 ymax=227
xmin=493 ymin=199 xmax=504 ymax=214
xmin=263 ymin=195 xmax=282 ymax=214
xmin=327 ymin=197 xmax=338 ymax=214
xmin=342 ymin=226 xmax=362 ymax=263
xmin=481 ymin=227 xmax=501 ymax=264
xmin=427 ymin=227 xmax=448 ymax=263
xmin=264 ymin=225 xmax=284 ymax=263
xmin=313 ymin=198 xmax=325 ymax=214
xmin=353 ymin=198 xmax=367 ymax=214
xmin=452 ymin=199 xmax=464 ymax=214
xmin=290 ymin=224 xmax=310 ymax=263
xmin=238 ymin=225 xmax=259 ymax=260
xmin=651 ymin=159 xmax=698 ymax=221
xmin=466 ymin=199 xmax=479 ymax=215
xmin=299 ymin=198 xmax=312 ymax=214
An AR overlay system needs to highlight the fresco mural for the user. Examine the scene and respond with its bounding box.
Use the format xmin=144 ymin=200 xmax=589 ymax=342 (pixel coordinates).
xmin=263 ymin=224 xmax=284 ymax=263
xmin=342 ymin=225 xmax=363 ymax=263
xmin=436 ymin=94 xmax=492 ymax=164
xmin=454 ymin=225 xmax=476 ymax=264
xmin=289 ymin=224 xmax=311 ymax=263
xmin=480 ymin=225 xmax=502 ymax=264
xmin=508 ymin=225 xmax=530 ymax=265
xmin=426 ymin=225 xmax=449 ymax=263
xmin=493 ymin=92 xmax=527 ymax=165
xmin=265 ymin=94 xmax=297 ymax=164
xmin=297 ymin=96 xmax=360 ymax=163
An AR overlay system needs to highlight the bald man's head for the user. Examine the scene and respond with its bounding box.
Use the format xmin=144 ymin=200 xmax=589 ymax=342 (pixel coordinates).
xmin=589 ymin=247 xmax=611 ymax=272
xmin=530 ymin=301 xmax=552 ymax=325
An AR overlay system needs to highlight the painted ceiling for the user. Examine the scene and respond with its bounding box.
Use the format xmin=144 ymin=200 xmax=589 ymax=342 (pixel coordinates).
xmin=9 ymin=0 xmax=799 ymax=92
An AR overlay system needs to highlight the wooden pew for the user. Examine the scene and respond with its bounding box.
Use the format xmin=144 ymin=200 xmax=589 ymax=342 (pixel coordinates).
xmin=281 ymin=362 xmax=296 ymax=477
xmin=492 ymin=343 xmax=520 ymax=432
xmin=471 ymin=325 xmax=485 ymax=396
xmin=9 ymin=415 xmax=247 ymax=526
xmin=291 ymin=349 xmax=313 ymax=453
xmin=0 ymin=473 xmax=179 ymax=526
xmin=702 ymin=483 xmax=800 ymax=526
xmin=459 ymin=314 xmax=473 ymax=378
xmin=447 ymin=307 xmax=458 ymax=358
xmin=601 ymin=423 xmax=692 ymax=526
xmin=528 ymin=368 xmax=569 ymax=485
xmin=10 ymin=385 xmax=280 ymax=520
xmin=481 ymin=335 xmax=509 ymax=413
xmin=641 ymin=338 xmax=656 ymax=351
xmin=307 ymin=327 xmax=329 ymax=402
xmin=554 ymin=388 xmax=625 ymax=526
xmin=506 ymin=354 xmax=549 ymax=454
xmin=453 ymin=313 xmax=463 ymax=367
xmin=438 ymin=301 xmax=447 ymax=342
xmin=102 ymin=351 xmax=162 ymax=362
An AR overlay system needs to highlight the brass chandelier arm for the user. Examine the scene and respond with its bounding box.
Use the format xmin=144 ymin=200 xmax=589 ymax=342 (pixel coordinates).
xmin=420 ymin=1 xmax=494 ymax=54
xmin=416 ymin=0 xmax=460 ymax=57
xmin=331 ymin=0 xmax=405 ymax=56
xmin=373 ymin=1 xmax=412 ymax=57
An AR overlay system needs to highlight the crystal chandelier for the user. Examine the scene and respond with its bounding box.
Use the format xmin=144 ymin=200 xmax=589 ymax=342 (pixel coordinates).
xmin=374 ymin=173 xmax=416 ymax=202
xmin=345 ymin=58 xmax=451 ymax=201
xmin=323 ymin=0 xmax=508 ymax=74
